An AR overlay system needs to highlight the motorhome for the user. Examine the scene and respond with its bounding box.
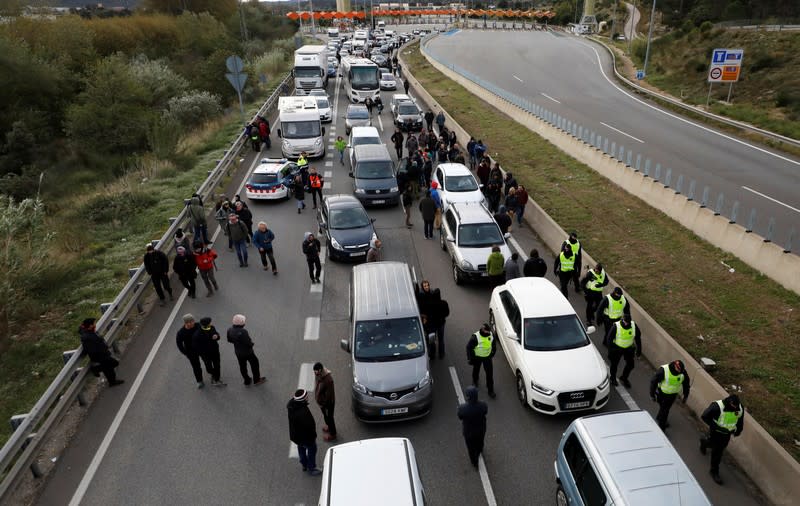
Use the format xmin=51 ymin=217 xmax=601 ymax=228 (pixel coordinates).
xmin=293 ymin=45 xmax=328 ymax=95
xmin=340 ymin=56 xmax=380 ymax=104
xmin=276 ymin=96 xmax=325 ymax=159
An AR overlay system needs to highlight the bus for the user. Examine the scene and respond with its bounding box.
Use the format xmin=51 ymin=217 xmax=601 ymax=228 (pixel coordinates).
xmin=340 ymin=56 xmax=380 ymax=104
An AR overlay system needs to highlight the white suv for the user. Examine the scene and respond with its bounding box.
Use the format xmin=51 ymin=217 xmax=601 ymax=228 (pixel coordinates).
xmin=431 ymin=163 xmax=485 ymax=211
xmin=440 ymin=202 xmax=511 ymax=284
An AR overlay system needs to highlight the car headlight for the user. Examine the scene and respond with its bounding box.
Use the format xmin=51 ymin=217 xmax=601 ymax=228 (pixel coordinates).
xmin=416 ymin=371 xmax=431 ymax=390
xmin=330 ymin=237 xmax=342 ymax=249
xmin=282 ymin=140 xmax=290 ymax=150
xmin=371 ymin=232 xmax=378 ymax=242
xmin=353 ymin=379 xmax=371 ymax=395
xmin=389 ymin=186 xmax=399 ymax=193
xmin=314 ymin=138 xmax=323 ymax=147
xmin=598 ymin=373 xmax=610 ymax=391
xmin=531 ymin=380 xmax=555 ymax=396
xmin=354 ymin=188 xmax=366 ymax=194
xmin=460 ymin=259 xmax=474 ymax=270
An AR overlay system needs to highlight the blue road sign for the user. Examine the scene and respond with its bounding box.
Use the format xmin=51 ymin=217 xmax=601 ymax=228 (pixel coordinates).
xmin=636 ymin=70 xmax=645 ymax=80
xmin=712 ymin=48 xmax=744 ymax=65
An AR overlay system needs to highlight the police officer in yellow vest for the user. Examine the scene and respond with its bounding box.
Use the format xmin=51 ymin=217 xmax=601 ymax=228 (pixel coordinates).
xmin=649 ymin=360 xmax=690 ymax=430
xmin=605 ymin=314 xmax=641 ymax=388
xmin=297 ymin=152 xmax=309 ymax=169
xmin=466 ymin=323 xmax=497 ymax=398
xmin=553 ymin=242 xmax=576 ymax=299
xmin=700 ymin=394 xmax=744 ymax=485
xmin=250 ymin=125 xmax=261 ymax=152
xmin=595 ymin=286 xmax=630 ymax=342
xmin=564 ymin=231 xmax=582 ymax=292
xmin=580 ymin=263 xmax=608 ymax=325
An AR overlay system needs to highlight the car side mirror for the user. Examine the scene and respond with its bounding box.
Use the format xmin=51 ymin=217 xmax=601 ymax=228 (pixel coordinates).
xmin=349 ymin=172 xmax=354 ymax=178
xmin=504 ymin=232 xmax=511 ymax=239
xmin=340 ymin=339 xmax=351 ymax=353
xmin=277 ymin=129 xmax=282 ymax=138
xmin=586 ymin=325 xmax=596 ymax=335
xmin=370 ymin=218 xmax=376 ymax=223
xmin=319 ymin=222 xmax=327 ymax=229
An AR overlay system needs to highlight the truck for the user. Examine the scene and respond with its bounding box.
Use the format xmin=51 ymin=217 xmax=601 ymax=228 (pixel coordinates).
xmin=340 ymin=56 xmax=380 ymax=104
xmin=293 ymin=45 xmax=328 ymax=95
xmin=276 ymin=96 xmax=325 ymax=160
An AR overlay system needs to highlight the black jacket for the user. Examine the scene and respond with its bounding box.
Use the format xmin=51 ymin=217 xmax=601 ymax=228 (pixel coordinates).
xmin=595 ymin=295 xmax=631 ymax=323
xmin=173 ymin=254 xmax=197 ymax=279
xmin=457 ymin=400 xmax=488 ymax=439
xmin=391 ymin=131 xmax=404 ymax=147
xmin=427 ymin=298 xmax=450 ymax=326
xmin=227 ymin=326 xmax=255 ymax=358
xmin=143 ymin=250 xmax=169 ymax=276
xmin=649 ymin=364 xmax=691 ymax=399
xmin=494 ymin=212 xmax=512 ymax=234
xmin=303 ymin=237 xmax=321 ymax=260
xmin=466 ymin=329 xmax=497 ymax=362
xmin=293 ymin=180 xmax=305 ymax=200
xmin=580 ymin=269 xmax=608 ymax=293
xmin=235 ymin=207 xmax=253 ymax=225
xmin=79 ymin=327 xmax=111 ymax=362
xmin=176 ymin=325 xmax=198 ymax=356
xmin=701 ymin=401 xmax=744 ymax=436
xmin=523 ymin=257 xmax=547 ymax=277
xmin=192 ymin=325 xmax=220 ymax=355
xmin=287 ymin=399 xmax=317 ymax=445
xmin=419 ymin=197 xmax=436 ymax=221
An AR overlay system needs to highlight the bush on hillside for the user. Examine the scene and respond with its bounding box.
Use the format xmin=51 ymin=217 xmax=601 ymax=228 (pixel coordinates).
xmin=164 ymin=91 xmax=222 ymax=127
xmin=129 ymin=56 xmax=190 ymax=109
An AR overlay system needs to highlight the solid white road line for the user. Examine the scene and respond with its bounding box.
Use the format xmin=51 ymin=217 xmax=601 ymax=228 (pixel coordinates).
xmin=615 ymin=385 xmax=639 ymax=410
xmin=540 ymin=92 xmax=561 ymax=104
xmin=449 ymin=366 xmax=498 ymax=506
xmin=742 ymin=185 xmax=800 ymax=214
xmin=377 ymin=114 xmax=384 ymax=132
xmin=319 ymin=246 xmax=326 ymax=265
xmin=289 ymin=363 xmax=317 ymax=458
xmin=304 ymin=317 xmax=320 ymax=341
xmin=507 ymin=236 xmax=528 ymax=261
xmin=512 ymin=75 xmax=523 ymax=83
xmin=600 ymin=121 xmax=645 ymax=144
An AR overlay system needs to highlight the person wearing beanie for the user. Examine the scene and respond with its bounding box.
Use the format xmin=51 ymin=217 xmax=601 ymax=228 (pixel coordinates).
xmin=302 ymin=232 xmax=322 ymax=284
xmin=457 ymin=386 xmax=488 ymax=468
xmin=226 ymin=314 xmax=265 ymax=386
xmin=313 ymin=362 xmax=336 ymax=441
xmin=595 ymin=286 xmax=631 ymax=341
xmin=176 ymin=314 xmax=204 ymax=388
xmin=143 ymin=244 xmax=173 ymax=306
xmin=287 ymin=389 xmax=321 ymax=476
xmin=650 ymin=359 xmax=691 ymax=430
xmin=191 ymin=317 xmax=225 ymax=386
xmin=466 ymin=323 xmax=497 ymax=398
xmin=700 ymin=394 xmax=745 ymax=485
xmin=172 ymin=246 xmax=197 ymax=299
xmin=78 ymin=318 xmax=123 ymax=386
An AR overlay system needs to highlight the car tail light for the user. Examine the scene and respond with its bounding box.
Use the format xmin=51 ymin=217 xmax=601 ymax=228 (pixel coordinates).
xmin=245 ymin=184 xmax=253 ymax=190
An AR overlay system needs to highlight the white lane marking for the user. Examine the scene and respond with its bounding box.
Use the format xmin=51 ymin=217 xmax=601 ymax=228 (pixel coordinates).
xmin=69 ymin=140 xmax=266 ymax=506
xmin=289 ymin=363 xmax=317 ymax=459
xmin=512 ymin=74 xmax=523 ymax=83
xmin=323 ymin=170 xmax=333 ymax=178
xmin=576 ymin=40 xmax=800 ymax=168
xmin=541 ymin=92 xmax=561 ymax=104
xmin=615 ymin=385 xmax=639 ymax=410
xmin=304 ymin=317 xmax=320 ymax=341
xmin=319 ymin=246 xmax=326 ymax=265
xmin=326 ymin=152 xmax=334 ymax=158
xmin=449 ymin=366 xmax=498 ymax=506
xmin=507 ymin=236 xmax=528 ymax=261
xmin=329 ymin=126 xmax=336 ymax=131
xmin=742 ymin=186 xmax=800 ymax=214
xmin=377 ymin=114 xmax=384 ymax=132
xmin=325 ymin=160 xmax=333 ymax=167
xmin=600 ymin=121 xmax=645 ymax=144
xmin=310 ymin=270 xmax=325 ymax=293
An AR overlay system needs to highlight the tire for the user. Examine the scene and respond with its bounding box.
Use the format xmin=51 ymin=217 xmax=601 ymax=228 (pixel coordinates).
xmin=556 ymin=486 xmax=568 ymax=506
xmin=489 ymin=311 xmax=496 ymax=335
xmin=516 ymin=372 xmax=528 ymax=408
xmin=439 ymin=228 xmax=446 ymax=251
xmin=452 ymin=262 xmax=463 ymax=285
xmin=346 ymin=128 xmax=351 ymax=135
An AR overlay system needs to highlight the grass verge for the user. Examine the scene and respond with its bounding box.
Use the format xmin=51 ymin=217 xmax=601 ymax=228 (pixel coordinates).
xmin=404 ymin=41 xmax=800 ymax=461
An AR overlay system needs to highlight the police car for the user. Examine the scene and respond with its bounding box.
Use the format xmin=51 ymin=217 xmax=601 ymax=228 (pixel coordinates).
xmin=244 ymin=158 xmax=300 ymax=200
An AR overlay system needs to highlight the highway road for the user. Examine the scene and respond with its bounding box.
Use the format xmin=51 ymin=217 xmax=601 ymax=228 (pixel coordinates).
xmin=36 ymin=66 xmax=765 ymax=506
xmin=425 ymin=30 xmax=800 ymax=249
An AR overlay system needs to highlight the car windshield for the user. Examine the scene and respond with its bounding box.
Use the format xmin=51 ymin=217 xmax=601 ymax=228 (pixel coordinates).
xmin=355 ymin=161 xmax=394 ymax=179
xmin=281 ymin=120 xmax=321 ymax=139
xmin=381 ymin=74 xmax=395 ymax=81
xmin=353 ymin=136 xmax=381 ymax=147
xmin=316 ymin=98 xmax=330 ymax=109
xmin=457 ymin=223 xmax=504 ymax=247
xmin=398 ymin=104 xmax=419 ymax=115
xmin=330 ymin=207 xmax=371 ymax=229
xmin=354 ymin=317 xmax=425 ymax=361
xmin=295 ymin=67 xmax=320 ymax=78
xmin=348 ymin=107 xmax=369 ymax=119
xmin=445 ymin=174 xmax=479 ymax=192
xmin=350 ymin=66 xmax=379 ymax=90
xmin=250 ymin=173 xmax=278 ymax=184
xmin=524 ymin=315 xmax=590 ymax=351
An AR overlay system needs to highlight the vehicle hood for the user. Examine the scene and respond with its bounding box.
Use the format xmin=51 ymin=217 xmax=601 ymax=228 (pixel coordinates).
xmin=397 ymin=113 xmax=422 ymax=121
xmin=354 ymin=176 xmax=397 ymax=191
xmin=523 ymin=344 xmax=607 ymax=391
xmin=354 ymin=355 xmax=428 ymax=391
xmin=442 ymin=190 xmax=484 ymax=208
xmin=346 ymin=118 xmax=372 ymax=128
xmin=329 ymin=223 xmax=374 ymax=248
xmin=460 ymin=243 xmax=512 ymax=269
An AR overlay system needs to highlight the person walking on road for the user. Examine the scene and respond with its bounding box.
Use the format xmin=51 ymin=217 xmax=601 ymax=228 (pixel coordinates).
xmin=457 ymin=386 xmax=488 ymax=469
xmin=313 ymin=362 xmax=337 ymax=442
xmin=402 ymin=184 xmax=414 ymax=228
xmin=595 ymin=286 xmax=631 ymax=341
xmin=172 ymin=246 xmax=197 ymax=299
xmin=366 ymin=238 xmax=382 ymax=262
xmin=292 ymin=175 xmax=306 ymax=214
xmin=650 ymin=359 xmax=690 ymax=430
xmin=391 ymin=129 xmax=404 ymax=159
xmin=564 ymin=232 xmax=582 ymax=292
xmin=335 ymin=136 xmax=347 ymax=165
xmin=426 ymin=290 xmax=449 ymax=360
xmin=435 ymin=110 xmax=445 ymax=133
xmin=303 ymin=232 xmax=322 ymax=283
xmin=467 ymin=323 xmax=497 ymax=398
xmin=143 ymin=244 xmax=173 ymax=306
xmin=486 ymin=246 xmax=505 ymax=289
xmin=227 ymin=314 xmax=266 ymax=386
xmin=700 ymin=394 xmax=744 ymax=485
xmin=553 ymin=242 xmax=576 ymax=299
xmin=308 ymin=167 xmax=324 ymax=209
xmin=424 ymin=109 xmax=435 ymax=131
xmin=287 ymin=389 xmax=322 ymax=476
xmin=515 ymin=185 xmax=528 ymax=225
xmin=173 ymin=227 xmax=192 ymax=253
xmin=523 ymin=249 xmax=547 ymax=277
xmin=504 ymin=252 xmax=521 ymax=280
xmin=419 ymin=190 xmax=436 ymax=238
xmin=606 ymin=314 xmax=641 ymax=388
xmin=192 ymin=317 xmax=226 ymax=387
xmin=581 ymin=263 xmax=608 ymax=325
xmin=225 ymin=213 xmax=250 ymax=268
xmin=79 ymin=318 xmax=124 ymax=386
xmin=193 ymin=242 xmax=219 ymax=297
xmin=234 ymin=201 xmax=253 ymax=243
xmin=187 ymin=196 xmax=209 ymax=245
xmin=176 ymin=314 xmax=204 ymax=388
xmin=253 ymin=222 xmax=278 ymax=274
xmin=493 ymin=206 xmax=512 ymax=235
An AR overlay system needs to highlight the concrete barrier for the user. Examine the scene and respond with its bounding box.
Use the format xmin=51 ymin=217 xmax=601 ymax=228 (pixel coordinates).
xmin=400 ymin=43 xmax=800 ymax=506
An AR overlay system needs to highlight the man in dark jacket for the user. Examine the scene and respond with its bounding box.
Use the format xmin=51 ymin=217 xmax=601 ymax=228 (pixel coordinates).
xmin=457 ymin=386 xmax=488 ymax=468
xmin=303 ymin=232 xmax=322 ymax=283
xmin=466 ymin=323 xmax=497 ymax=398
xmin=176 ymin=314 xmax=204 ymax=388
xmin=390 ymin=129 xmax=404 ymax=159
xmin=192 ymin=317 xmax=225 ymax=386
xmin=523 ymin=248 xmax=547 ymax=277
xmin=143 ymin=244 xmax=173 ymax=305
xmin=493 ymin=206 xmax=512 ymax=235
xmin=234 ymin=201 xmax=253 ymax=243
xmin=605 ymin=314 xmax=642 ymax=388
xmin=172 ymin=246 xmax=197 ymax=299
xmin=187 ymin=196 xmax=209 ymax=245
xmin=287 ymin=389 xmax=322 ymax=476
xmin=649 ymin=359 xmax=690 ymax=430
xmin=226 ymin=213 xmax=250 ymax=268
xmin=700 ymin=394 xmax=744 ymax=485
xmin=424 ymin=109 xmax=435 ymax=131
xmin=503 ymin=172 xmax=518 ymax=196
xmin=419 ymin=190 xmax=437 ymax=239
xmin=313 ymin=362 xmax=336 ymax=441
xmin=227 ymin=314 xmax=265 ymax=386
xmin=427 ymin=293 xmax=450 ymax=359
xmin=79 ymin=318 xmax=123 ymax=386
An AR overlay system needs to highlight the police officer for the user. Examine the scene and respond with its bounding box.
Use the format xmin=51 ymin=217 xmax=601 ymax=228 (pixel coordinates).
xmin=564 ymin=232 xmax=582 ymax=292
xmin=553 ymin=242 xmax=576 ymax=299
xmin=297 ymin=151 xmax=309 ymax=171
xmin=649 ymin=360 xmax=690 ymax=430
xmin=581 ymin=263 xmax=608 ymax=325
xmin=466 ymin=323 xmax=497 ymax=398
xmin=595 ymin=286 xmax=630 ymax=341
xmin=700 ymin=394 xmax=744 ymax=485
xmin=308 ymin=167 xmax=324 ymax=209
xmin=606 ymin=314 xmax=641 ymax=387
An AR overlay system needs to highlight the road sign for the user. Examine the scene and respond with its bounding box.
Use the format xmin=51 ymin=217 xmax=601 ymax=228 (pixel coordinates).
xmin=225 ymin=73 xmax=248 ymax=93
xmin=708 ymin=48 xmax=743 ymax=83
xmin=636 ymin=69 xmax=645 ymax=80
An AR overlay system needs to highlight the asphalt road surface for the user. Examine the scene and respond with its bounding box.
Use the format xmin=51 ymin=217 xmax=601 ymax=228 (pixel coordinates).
xmin=38 ymin=66 xmax=765 ymax=506
xmin=425 ymin=30 xmax=800 ymax=249
xmin=623 ymin=1 xmax=641 ymax=39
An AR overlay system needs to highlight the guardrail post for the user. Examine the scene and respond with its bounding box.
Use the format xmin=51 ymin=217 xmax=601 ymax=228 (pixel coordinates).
xmin=182 ymin=199 xmax=191 ymax=206
xmin=168 ymin=217 xmax=178 ymax=225
xmin=654 ymin=164 xmax=661 ymax=182
xmin=746 ymin=209 xmax=757 ymax=232
xmin=596 ymin=135 xmax=602 ymax=149
xmin=603 ymin=138 xmax=609 ymax=153
xmin=618 ymin=146 xmax=625 ymax=160
xmin=610 ymin=142 xmax=616 ymax=158
xmin=765 ymin=217 xmax=775 ymax=243
xmin=10 ymin=414 xmax=28 ymax=432
xmin=664 ymin=169 xmax=672 ymax=188
xmin=128 ymin=268 xmax=138 ymax=278
xmin=688 ymin=180 xmax=697 ymax=201
xmin=715 ymin=194 xmax=724 ymax=215
xmin=701 ymin=186 xmax=710 ymax=207
xmin=644 ymin=159 xmax=651 ymax=177
xmin=731 ymin=201 xmax=740 ymax=223
xmin=785 ymin=229 xmax=795 ymax=253
xmin=626 ymin=151 xmax=632 ymax=167
xmin=635 ymin=154 xmax=642 ymax=171
xmin=149 ymin=240 xmax=159 ymax=249
xmin=590 ymin=132 xmax=596 ymax=146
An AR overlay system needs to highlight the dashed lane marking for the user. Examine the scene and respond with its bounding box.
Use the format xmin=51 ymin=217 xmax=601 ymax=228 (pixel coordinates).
xmin=304 ymin=317 xmax=320 ymax=341
xmin=540 ymin=92 xmax=561 ymax=104
xmin=323 ymin=170 xmax=332 ymax=178
xmin=600 ymin=121 xmax=645 ymax=144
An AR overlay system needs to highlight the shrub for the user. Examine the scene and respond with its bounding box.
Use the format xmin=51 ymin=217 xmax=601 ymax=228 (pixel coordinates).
xmin=81 ymin=190 xmax=158 ymax=224
xmin=699 ymin=21 xmax=713 ymax=33
xmin=164 ymin=91 xmax=222 ymax=127
xmin=129 ymin=56 xmax=189 ymax=108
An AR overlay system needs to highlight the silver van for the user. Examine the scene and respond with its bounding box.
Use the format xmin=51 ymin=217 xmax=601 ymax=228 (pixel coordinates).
xmin=340 ymin=262 xmax=433 ymax=422
xmin=554 ymin=410 xmax=712 ymax=506
xmin=349 ymin=144 xmax=400 ymax=206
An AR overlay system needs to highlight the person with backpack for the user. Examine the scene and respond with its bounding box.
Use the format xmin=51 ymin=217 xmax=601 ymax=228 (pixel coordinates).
xmin=187 ymin=196 xmax=209 ymax=246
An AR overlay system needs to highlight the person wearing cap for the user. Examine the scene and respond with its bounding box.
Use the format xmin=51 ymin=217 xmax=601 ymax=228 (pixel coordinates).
xmin=173 ymin=228 xmax=192 ymax=252
xmin=581 ymin=263 xmax=608 ymax=325
xmin=650 ymin=360 xmax=691 ymax=430
xmin=605 ymin=314 xmax=641 ymax=388
xmin=143 ymin=244 xmax=173 ymax=306
xmin=466 ymin=323 xmax=497 ymax=398
xmin=595 ymin=286 xmax=631 ymax=340
xmin=225 ymin=213 xmax=250 ymax=268
xmin=193 ymin=243 xmax=219 ymax=297
xmin=553 ymin=242 xmax=576 ymax=299
xmin=302 ymin=232 xmax=322 ymax=284
xmin=172 ymin=246 xmax=197 ymax=299
xmin=176 ymin=314 xmax=204 ymax=388
xmin=700 ymin=394 xmax=745 ymax=485
xmin=313 ymin=362 xmax=337 ymax=441
xmin=287 ymin=389 xmax=322 ymax=476
xmin=226 ymin=314 xmax=265 ymax=386
xmin=78 ymin=318 xmax=124 ymax=386
xmin=192 ymin=317 xmax=225 ymax=387
xmin=457 ymin=386 xmax=488 ymax=468
xmin=564 ymin=232 xmax=582 ymax=293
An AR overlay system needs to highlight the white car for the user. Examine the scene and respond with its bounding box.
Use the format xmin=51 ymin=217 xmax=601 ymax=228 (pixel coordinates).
xmin=315 ymin=96 xmax=332 ymax=123
xmin=309 ymin=88 xmax=328 ymax=99
xmin=327 ymin=56 xmax=338 ymax=68
xmin=390 ymin=93 xmax=413 ymax=115
xmin=489 ymin=277 xmax=610 ymax=415
xmin=431 ymin=163 xmax=485 ymax=211
xmin=379 ymin=73 xmax=397 ymax=90
xmin=347 ymin=126 xmax=382 ymax=169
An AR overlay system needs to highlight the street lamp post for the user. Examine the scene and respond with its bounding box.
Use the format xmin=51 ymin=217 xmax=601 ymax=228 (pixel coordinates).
xmin=642 ymin=0 xmax=657 ymax=78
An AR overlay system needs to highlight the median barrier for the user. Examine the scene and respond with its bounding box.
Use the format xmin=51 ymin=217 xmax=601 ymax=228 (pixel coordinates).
xmin=401 ymin=40 xmax=800 ymax=506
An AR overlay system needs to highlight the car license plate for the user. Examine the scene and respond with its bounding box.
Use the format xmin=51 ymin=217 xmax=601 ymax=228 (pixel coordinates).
xmin=481 ymin=272 xmax=488 ymax=277
xmin=350 ymin=252 xmax=365 ymax=257
xmin=381 ymin=407 xmax=409 ymax=415
xmin=372 ymin=199 xmax=385 ymax=204
xmin=564 ymin=401 xmax=591 ymax=409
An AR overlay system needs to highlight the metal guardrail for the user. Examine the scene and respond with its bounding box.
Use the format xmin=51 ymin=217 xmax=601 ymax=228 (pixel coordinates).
xmin=0 ymin=72 xmax=292 ymax=501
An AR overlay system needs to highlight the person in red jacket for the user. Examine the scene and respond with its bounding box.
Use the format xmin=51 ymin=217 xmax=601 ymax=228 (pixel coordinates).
xmin=193 ymin=243 xmax=219 ymax=297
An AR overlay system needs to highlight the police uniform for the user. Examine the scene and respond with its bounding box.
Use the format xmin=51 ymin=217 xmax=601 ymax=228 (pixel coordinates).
xmin=595 ymin=291 xmax=630 ymax=339
xmin=554 ymin=249 xmax=575 ymax=299
xmin=466 ymin=327 xmax=497 ymax=398
xmin=606 ymin=319 xmax=641 ymax=387
xmin=649 ymin=361 xmax=690 ymax=429
xmin=700 ymin=396 xmax=744 ymax=484
xmin=581 ymin=267 xmax=607 ymax=325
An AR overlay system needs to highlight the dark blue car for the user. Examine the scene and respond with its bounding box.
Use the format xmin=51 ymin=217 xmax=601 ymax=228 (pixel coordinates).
xmin=316 ymin=194 xmax=378 ymax=261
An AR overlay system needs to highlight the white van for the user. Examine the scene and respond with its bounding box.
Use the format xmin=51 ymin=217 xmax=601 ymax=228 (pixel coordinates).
xmin=318 ymin=438 xmax=427 ymax=506
xmin=277 ymin=96 xmax=325 ymax=159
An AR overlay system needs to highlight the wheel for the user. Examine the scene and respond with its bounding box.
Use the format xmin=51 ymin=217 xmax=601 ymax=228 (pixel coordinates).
xmin=439 ymin=228 xmax=446 ymax=251
xmin=452 ymin=262 xmax=463 ymax=285
xmin=516 ymin=372 xmax=528 ymax=408
xmin=326 ymin=241 xmax=332 ymax=261
xmin=489 ymin=311 xmax=496 ymax=335
xmin=556 ymin=485 xmax=568 ymax=506
xmin=346 ymin=128 xmax=351 ymax=135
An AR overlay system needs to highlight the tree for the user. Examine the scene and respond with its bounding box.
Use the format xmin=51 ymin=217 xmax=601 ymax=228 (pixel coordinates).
xmin=141 ymin=0 xmax=237 ymax=22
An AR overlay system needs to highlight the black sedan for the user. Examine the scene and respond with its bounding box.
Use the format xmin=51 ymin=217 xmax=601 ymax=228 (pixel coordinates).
xmin=316 ymin=194 xmax=378 ymax=262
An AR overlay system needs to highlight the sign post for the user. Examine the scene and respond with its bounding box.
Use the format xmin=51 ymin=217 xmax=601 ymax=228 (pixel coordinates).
xmin=706 ymin=48 xmax=743 ymax=106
